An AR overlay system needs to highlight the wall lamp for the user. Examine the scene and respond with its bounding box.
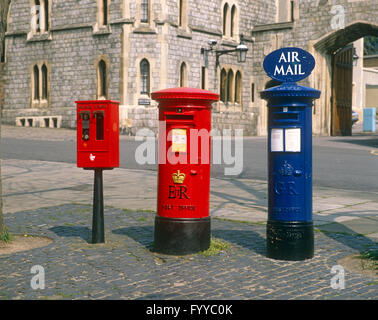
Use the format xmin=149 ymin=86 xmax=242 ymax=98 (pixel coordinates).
xmin=201 ymin=34 xmax=249 ymax=67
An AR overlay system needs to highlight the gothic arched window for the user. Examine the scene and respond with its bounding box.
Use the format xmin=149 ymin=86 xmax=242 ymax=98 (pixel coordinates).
xmin=226 ymin=69 xmax=234 ymax=103
xmin=41 ymin=64 xmax=48 ymax=100
xmin=141 ymin=0 xmax=149 ymax=23
xmin=230 ymin=5 xmax=236 ymax=37
xmin=140 ymin=59 xmax=150 ymax=95
xmin=235 ymin=71 xmax=242 ymax=104
xmin=180 ymin=62 xmax=187 ymax=87
xmin=98 ymin=60 xmax=107 ymax=98
xmin=220 ymin=68 xmax=227 ymax=102
xmin=33 ymin=65 xmax=39 ymax=100
xmin=223 ymin=3 xmax=229 ymax=36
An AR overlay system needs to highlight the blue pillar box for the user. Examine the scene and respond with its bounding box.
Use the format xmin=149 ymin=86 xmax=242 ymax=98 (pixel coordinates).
xmin=261 ymin=83 xmax=320 ymax=260
xmin=261 ymin=47 xmax=321 ymax=260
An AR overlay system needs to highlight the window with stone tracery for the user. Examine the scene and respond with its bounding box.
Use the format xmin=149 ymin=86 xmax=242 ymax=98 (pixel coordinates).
xmin=31 ymin=62 xmax=49 ymax=107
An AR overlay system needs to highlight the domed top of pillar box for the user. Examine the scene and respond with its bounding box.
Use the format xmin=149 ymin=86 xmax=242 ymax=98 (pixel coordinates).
xmin=151 ymin=87 xmax=219 ymax=109
xmin=261 ymin=82 xmax=321 ymax=100
xmin=260 ymin=82 xmax=321 ymax=108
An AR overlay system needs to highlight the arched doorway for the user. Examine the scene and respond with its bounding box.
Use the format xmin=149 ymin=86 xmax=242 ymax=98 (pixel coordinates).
xmin=313 ymin=22 xmax=378 ymax=136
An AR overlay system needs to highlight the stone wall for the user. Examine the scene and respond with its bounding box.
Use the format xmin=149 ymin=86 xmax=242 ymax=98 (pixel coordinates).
xmin=2 ymin=0 xmax=378 ymax=136
xmin=120 ymin=0 xmax=274 ymax=135
xmin=120 ymin=106 xmax=258 ymax=137
xmin=3 ymin=0 xmax=123 ymax=128
xmin=1 ymin=0 xmax=280 ymax=133
xmin=0 ymin=63 xmax=4 ymax=117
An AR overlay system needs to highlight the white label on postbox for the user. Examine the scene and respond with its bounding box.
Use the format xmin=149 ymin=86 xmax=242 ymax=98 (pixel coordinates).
xmin=285 ymin=128 xmax=301 ymax=152
xmin=271 ymin=128 xmax=284 ymax=152
xmin=172 ymin=129 xmax=187 ymax=152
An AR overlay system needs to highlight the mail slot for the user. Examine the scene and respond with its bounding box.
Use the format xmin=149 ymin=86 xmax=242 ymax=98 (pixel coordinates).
xmin=273 ymin=111 xmax=299 ymax=122
xmin=76 ymin=100 xmax=119 ymax=169
xmin=165 ymin=113 xmax=195 ymax=121
xmin=151 ymin=87 xmax=219 ymax=255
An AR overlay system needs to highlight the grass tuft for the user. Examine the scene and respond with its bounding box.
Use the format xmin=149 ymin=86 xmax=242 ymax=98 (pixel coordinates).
xmin=359 ymin=249 xmax=378 ymax=261
xmin=0 ymin=227 xmax=13 ymax=243
xmin=357 ymin=249 xmax=378 ymax=272
xmin=199 ymin=237 xmax=231 ymax=257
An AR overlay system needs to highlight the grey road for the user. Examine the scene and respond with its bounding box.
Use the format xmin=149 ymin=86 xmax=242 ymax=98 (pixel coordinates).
xmin=1 ymin=130 xmax=377 ymax=193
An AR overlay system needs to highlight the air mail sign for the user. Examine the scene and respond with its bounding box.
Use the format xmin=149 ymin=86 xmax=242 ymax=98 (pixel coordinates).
xmin=263 ymin=47 xmax=315 ymax=82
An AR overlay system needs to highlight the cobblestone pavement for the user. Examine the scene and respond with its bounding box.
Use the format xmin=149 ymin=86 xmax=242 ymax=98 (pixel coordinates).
xmin=1 ymin=204 xmax=377 ymax=300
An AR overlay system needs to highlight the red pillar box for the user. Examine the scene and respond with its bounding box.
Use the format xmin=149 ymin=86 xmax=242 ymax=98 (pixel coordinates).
xmin=76 ymin=100 xmax=119 ymax=169
xmin=151 ymin=88 xmax=219 ymax=254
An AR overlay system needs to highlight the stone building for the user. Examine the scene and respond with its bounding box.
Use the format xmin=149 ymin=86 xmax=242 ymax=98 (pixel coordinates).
xmin=2 ymin=0 xmax=378 ymax=136
xmin=352 ymin=38 xmax=378 ymax=123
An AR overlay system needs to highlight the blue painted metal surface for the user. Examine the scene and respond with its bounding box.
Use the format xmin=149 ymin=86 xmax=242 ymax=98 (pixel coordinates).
xmin=261 ymin=83 xmax=320 ymax=223
xmin=363 ymin=108 xmax=376 ymax=132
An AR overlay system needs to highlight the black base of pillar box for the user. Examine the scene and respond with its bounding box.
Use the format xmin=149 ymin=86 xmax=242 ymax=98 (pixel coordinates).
xmin=266 ymin=220 xmax=314 ymax=261
xmin=154 ymin=216 xmax=210 ymax=255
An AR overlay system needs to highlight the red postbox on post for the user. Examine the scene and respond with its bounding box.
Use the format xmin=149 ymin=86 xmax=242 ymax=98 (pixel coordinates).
xmin=151 ymin=88 xmax=219 ymax=254
xmin=76 ymin=100 xmax=119 ymax=169
xmin=76 ymin=100 xmax=119 ymax=244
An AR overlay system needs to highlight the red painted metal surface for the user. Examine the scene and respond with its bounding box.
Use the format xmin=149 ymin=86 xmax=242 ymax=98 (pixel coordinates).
xmin=76 ymin=100 xmax=119 ymax=169
xmin=152 ymin=88 xmax=219 ymax=219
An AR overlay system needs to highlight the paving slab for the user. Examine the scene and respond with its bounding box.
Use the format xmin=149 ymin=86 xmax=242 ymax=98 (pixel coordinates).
xmin=2 ymin=159 xmax=378 ymax=236
xmin=316 ymin=218 xmax=378 ymax=236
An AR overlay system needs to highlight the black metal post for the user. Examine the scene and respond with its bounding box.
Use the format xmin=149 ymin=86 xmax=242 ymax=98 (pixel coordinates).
xmin=92 ymin=168 xmax=104 ymax=243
